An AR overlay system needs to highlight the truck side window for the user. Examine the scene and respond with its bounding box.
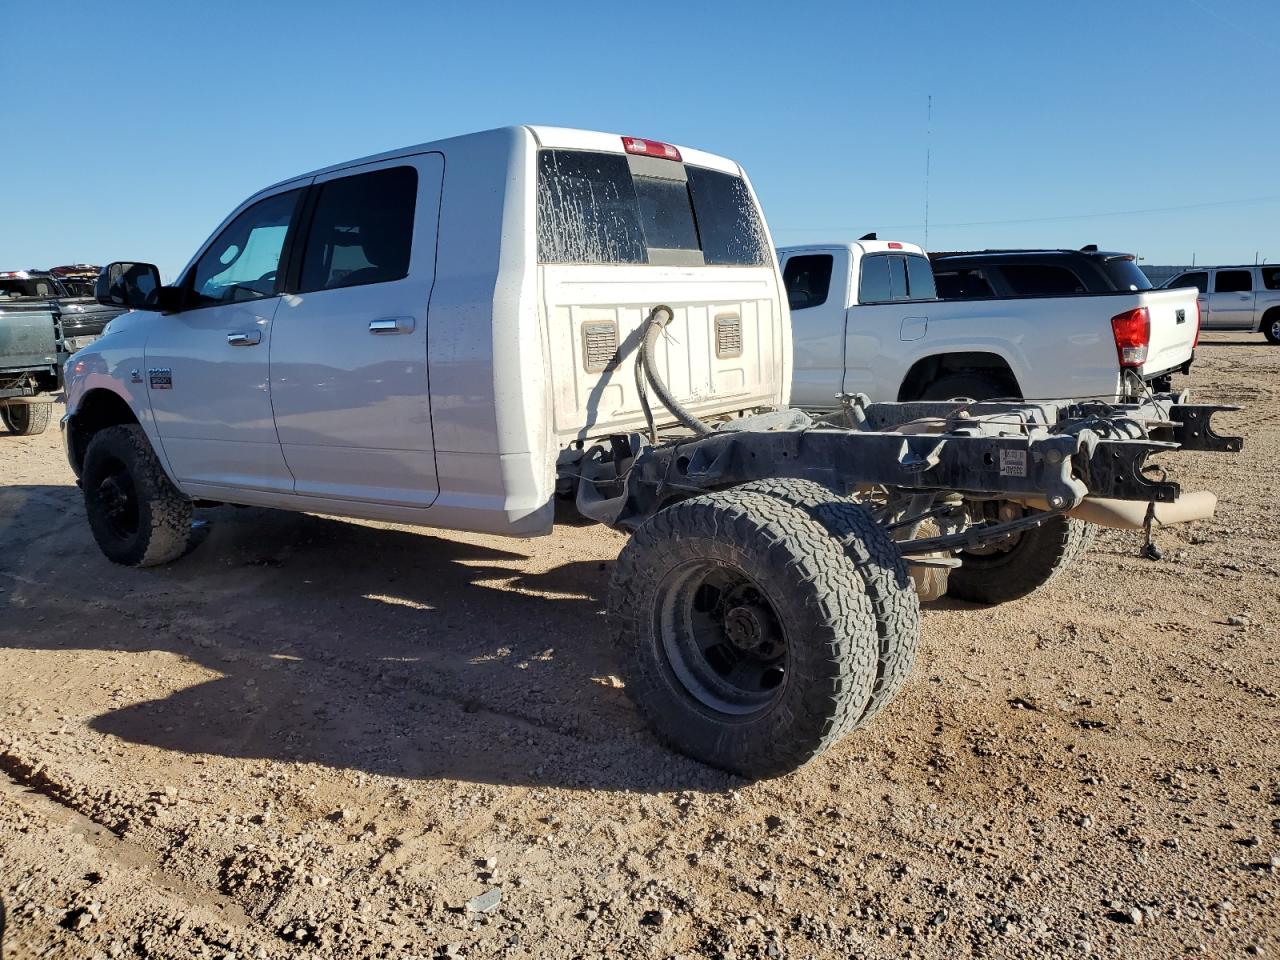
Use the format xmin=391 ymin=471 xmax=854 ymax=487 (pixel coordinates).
xmin=1171 ymin=271 xmax=1208 ymax=292
xmin=997 ymin=264 xmax=1085 ymax=296
xmin=189 ymin=189 xmax=302 ymax=308
xmin=782 ymin=254 xmax=833 ymax=309
xmin=299 ymin=166 xmax=418 ymax=292
xmin=859 ymin=255 xmax=892 ymax=303
xmin=1262 ymin=267 xmax=1280 ymax=291
xmin=1214 ymin=270 xmax=1252 ymax=293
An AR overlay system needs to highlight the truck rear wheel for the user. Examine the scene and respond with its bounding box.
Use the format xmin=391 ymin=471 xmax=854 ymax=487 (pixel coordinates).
xmin=82 ymin=424 xmax=193 ymax=567
xmin=947 ymin=512 xmax=1095 ymax=605
xmin=1 ymin=402 xmax=52 ymax=436
xmin=734 ymin=478 xmax=920 ymax=724
xmin=610 ymin=490 xmax=899 ymax=778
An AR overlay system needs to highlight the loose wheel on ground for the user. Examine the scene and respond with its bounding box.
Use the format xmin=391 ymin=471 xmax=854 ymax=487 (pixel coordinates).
xmin=947 ymin=510 xmax=1095 ymax=605
xmin=82 ymin=424 xmax=194 ymax=567
xmin=610 ymin=489 xmax=911 ymax=778
xmin=1 ymin=402 xmax=52 ymax=436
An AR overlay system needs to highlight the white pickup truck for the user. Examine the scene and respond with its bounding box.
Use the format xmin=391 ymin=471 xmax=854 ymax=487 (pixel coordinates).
xmin=778 ymin=240 xmax=1200 ymax=409
xmin=64 ymin=126 xmax=1239 ymax=778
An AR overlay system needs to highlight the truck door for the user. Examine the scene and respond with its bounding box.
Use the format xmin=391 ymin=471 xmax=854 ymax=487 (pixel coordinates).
xmin=843 ymin=253 xmax=935 ymax=400
xmin=781 ymin=251 xmax=845 ymax=409
xmin=144 ymin=186 xmax=305 ymax=492
xmin=269 ymin=154 xmax=443 ymax=507
xmin=1206 ymin=268 xmax=1255 ymax=329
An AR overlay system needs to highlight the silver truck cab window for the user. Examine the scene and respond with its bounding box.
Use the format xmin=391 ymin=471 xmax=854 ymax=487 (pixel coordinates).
xmin=298 ymin=166 xmax=417 ymax=292
xmin=189 ymin=190 xmax=301 ymax=308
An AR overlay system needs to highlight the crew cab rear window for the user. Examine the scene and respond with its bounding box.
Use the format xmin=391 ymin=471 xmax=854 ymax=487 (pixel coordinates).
xmin=782 ymin=254 xmax=834 ymax=309
xmin=859 ymin=254 xmax=935 ymax=303
xmin=997 ymin=264 xmax=1086 ymax=296
xmin=1170 ymin=271 xmax=1208 ymax=292
xmin=536 ymin=150 xmax=768 ymax=267
xmin=1262 ymin=267 xmax=1280 ymax=291
xmin=1215 ymin=270 xmax=1252 ymax=293
xmin=299 ymin=166 xmax=417 ymax=292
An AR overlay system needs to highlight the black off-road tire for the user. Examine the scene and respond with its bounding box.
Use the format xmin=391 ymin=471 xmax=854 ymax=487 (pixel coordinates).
xmin=1 ymin=402 xmax=52 ymax=436
xmin=736 ymin=478 xmax=920 ymax=724
xmin=82 ymin=424 xmax=193 ymax=567
xmin=610 ymin=490 xmax=888 ymax=778
xmin=1262 ymin=310 xmax=1280 ymax=345
xmin=947 ymin=514 xmax=1096 ymax=605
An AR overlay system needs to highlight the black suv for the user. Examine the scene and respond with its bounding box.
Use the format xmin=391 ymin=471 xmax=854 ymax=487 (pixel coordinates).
xmin=929 ymin=246 xmax=1153 ymax=299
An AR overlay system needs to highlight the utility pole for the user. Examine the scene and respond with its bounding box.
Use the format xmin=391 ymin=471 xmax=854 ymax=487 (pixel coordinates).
xmin=924 ymin=95 xmax=932 ymax=248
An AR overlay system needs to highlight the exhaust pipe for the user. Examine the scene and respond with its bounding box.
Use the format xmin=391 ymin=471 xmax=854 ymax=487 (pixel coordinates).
xmin=1016 ymin=491 xmax=1217 ymax=530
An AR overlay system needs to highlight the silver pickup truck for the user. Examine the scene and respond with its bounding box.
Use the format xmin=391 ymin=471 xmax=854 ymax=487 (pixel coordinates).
xmin=1162 ymin=264 xmax=1280 ymax=343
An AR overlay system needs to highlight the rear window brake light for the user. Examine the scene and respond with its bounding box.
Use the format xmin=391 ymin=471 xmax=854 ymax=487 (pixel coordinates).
xmin=622 ymin=137 xmax=682 ymax=162
xmin=887 ymin=242 xmax=903 ymax=249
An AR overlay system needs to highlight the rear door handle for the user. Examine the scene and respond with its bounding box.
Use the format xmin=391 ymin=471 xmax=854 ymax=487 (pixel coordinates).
xmin=369 ymin=317 xmax=415 ymax=334
xmin=227 ymin=330 xmax=262 ymax=346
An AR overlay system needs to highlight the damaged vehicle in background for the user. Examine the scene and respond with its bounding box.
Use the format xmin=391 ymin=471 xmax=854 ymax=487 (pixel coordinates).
xmin=63 ymin=126 xmax=1242 ymax=778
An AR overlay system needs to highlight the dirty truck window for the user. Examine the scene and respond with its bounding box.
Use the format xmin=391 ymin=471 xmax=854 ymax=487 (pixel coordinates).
xmin=190 ymin=189 xmax=301 ymax=308
xmin=299 ymin=166 xmax=418 ymax=292
xmin=537 ymin=150 xmax=768 ymax=266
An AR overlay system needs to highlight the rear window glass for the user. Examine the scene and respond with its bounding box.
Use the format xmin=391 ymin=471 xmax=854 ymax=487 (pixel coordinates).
xmin=1170 ymin=271 xmax=1208 ymax=292
xmin=934 ymin=268 xmax=995 ymax=299
xmin=536 ymin=150 xmax=768 ymax=266
xmin=859 ymin=256 xmax=892 ymax=302
xmin=1215 ymin=269 xmax=1252 ymax=293
xmin=1100 ymin=257 xmax=1153 ymax=291
xmin=782 ymin=254 xmax=834 ymax=309
xmin=1262 ymin=267 xmax=1280 ymax=291
xmin=906 ymin=255 xmax=937 ymax=300
xmin=998 ymin=264 xmax=1086 ymax=296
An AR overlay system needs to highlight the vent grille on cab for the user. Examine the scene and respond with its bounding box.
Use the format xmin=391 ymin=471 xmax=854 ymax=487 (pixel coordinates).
xmin=581 ymin=321 xmax=620 ymax=373
xmin=715 ymin=313 xmax=743 ymax=358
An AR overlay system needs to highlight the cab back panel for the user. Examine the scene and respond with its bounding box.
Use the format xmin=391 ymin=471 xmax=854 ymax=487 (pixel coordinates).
xmin=540 ymin=265 xmax=781 ymax=440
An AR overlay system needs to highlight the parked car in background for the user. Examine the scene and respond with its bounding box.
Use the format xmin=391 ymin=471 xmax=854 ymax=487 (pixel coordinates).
xmin=50 ymin=264 xmax=105 ymax=298
xmin=928 ymin=245 xmax=1155 ymax=297
xmin=778 ymin=238 xmax=1199 ymax=410
xmin=1160 ymin=265 xmax=1280 ymax=344
xmin=0 ymin=292 xmax=64 ymax=435
xmin=0 ymin=269 xmax=125 ymax=352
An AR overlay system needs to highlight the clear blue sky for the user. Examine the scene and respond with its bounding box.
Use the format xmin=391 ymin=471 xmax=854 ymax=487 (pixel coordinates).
xmin=4 ymin=0 xmax=1276 ymax=278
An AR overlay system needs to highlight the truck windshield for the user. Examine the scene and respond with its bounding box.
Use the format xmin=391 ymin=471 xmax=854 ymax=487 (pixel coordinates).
xmin=536 ymin=150 xmax=769 ymax=267
xmin=1101 ymin=256 xmax=1153 ymax=291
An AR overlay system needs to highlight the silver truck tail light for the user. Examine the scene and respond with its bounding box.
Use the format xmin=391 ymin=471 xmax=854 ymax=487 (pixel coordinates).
xmin=1111 ymin=307 xmax=1150 ymax=367
xmin=621 ymin=136 xmax=682 ymax=162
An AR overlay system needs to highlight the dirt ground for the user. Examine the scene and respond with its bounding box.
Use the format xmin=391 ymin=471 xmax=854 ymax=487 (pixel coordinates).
xmin=1 ymin=331 xmax=1277 ymax=960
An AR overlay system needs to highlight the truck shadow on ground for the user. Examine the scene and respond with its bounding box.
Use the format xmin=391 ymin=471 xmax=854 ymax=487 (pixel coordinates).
xmin=0 ymin=484 xmax=738 ymax=793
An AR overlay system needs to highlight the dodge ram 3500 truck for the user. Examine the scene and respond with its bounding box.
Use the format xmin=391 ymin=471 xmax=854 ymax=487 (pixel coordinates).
xmin=64 ymin=126 xmax=1241 ymax=778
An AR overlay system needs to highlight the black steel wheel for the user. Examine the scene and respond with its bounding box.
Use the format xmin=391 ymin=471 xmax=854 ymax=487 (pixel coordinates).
xmin=82 ymin=424 xmax=193 ymax=567
xmin=611 ymin=490 xmax=899 ymax=778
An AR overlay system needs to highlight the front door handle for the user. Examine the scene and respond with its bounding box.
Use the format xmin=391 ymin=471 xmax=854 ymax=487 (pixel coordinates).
xmin=227 ymin=330 xmax=262 ymax=346
xmin=369 ymin=316 xmax=415 ymax=334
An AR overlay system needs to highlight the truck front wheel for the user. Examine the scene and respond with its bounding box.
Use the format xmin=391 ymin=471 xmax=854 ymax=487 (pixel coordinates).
xmin=1 ymin=402 xmax=52 ymax=436
xmin=82 ymin=424 xmax=194 ymax=567
xmin=610 ymin=490 xmax=906 ymax=778
xmin=947 ymin=512 xmax=1095 ymax=605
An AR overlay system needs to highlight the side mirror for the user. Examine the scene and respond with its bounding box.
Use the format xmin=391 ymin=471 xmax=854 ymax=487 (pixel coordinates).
xmin=96 ymin=262 xmax=181 ymax=312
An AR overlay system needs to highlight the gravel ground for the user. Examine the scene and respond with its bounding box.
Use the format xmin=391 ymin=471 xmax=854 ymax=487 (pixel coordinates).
xmin=1 ymin=331 xmax=1277 ymax=959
